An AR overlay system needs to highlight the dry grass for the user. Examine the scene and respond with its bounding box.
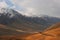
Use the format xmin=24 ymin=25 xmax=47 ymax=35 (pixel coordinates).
xmin=0 ymin=22 xmax=60 ymax=40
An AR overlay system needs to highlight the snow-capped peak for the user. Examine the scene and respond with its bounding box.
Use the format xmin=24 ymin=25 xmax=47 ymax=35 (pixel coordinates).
xmin=0 ymin=7 xmax=15 ymax=18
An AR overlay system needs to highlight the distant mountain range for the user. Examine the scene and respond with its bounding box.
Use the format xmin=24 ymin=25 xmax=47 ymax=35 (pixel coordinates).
xmin=0 ymin=8 xmax=60 ymax=35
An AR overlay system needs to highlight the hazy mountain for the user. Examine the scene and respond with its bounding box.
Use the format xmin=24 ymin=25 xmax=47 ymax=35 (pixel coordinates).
xmin=0 ymin=8 xmax=60 ymax=40
xmin=0 ymin=8 xmax=60 ymax=33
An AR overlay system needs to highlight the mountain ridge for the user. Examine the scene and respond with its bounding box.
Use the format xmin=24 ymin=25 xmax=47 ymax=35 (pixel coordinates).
xmin=0 ymin=8 xmax=60 ymax=34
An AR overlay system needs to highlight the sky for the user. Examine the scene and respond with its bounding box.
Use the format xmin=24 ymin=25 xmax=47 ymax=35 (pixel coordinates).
xmin=0 ymin=0 xmax=60 ymax=17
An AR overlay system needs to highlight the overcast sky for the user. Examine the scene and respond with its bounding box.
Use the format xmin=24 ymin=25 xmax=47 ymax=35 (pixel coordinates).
xmin=0 ymin=0 xmax=60 ymax=17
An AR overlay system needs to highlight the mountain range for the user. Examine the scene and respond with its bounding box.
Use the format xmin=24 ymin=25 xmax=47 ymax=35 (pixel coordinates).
xmin=0 ymin=8 xmax=60 ymax=34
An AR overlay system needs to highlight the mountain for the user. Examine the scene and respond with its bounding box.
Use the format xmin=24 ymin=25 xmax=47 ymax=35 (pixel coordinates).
xmin=0 ymin=8 xmax=60 ymax=33
xmin=9 ymin=10 xmax=60 ymax=32
xmin=0 ymin=8 xmax=60 ymax=40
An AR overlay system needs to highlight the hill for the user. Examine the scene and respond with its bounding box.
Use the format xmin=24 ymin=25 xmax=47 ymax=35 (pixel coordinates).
xmin=25 ymin=22 xmax=60 ymax=40
xmin=0 ymin=24 xmax=31 ymax=36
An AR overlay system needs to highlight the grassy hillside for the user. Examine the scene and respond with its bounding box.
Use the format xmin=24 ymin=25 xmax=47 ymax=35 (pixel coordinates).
xmin=25 ymin=22 xmax=60 ymax=40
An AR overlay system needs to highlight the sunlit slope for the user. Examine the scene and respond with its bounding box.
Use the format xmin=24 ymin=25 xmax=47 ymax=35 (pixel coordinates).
xmin=43 ymin=22 xmax=60 ymax=40
xmin=25 ymin=22 xmax=60 ymax=40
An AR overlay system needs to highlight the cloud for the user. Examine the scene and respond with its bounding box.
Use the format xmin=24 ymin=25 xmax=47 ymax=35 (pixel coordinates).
xmin=11 ymin=0 xmax=36 ymax=16
xmin=11 ymin=0 xmax=60 ymax=17
xmin=11 ymin=0 xmax=31 ymax=6
xmin=0 ymin=1 xmax=8 ymax=8
xmin=22 ymin=7 xmax=36 ymax=16
xmin=32 ymin=0 xmax=60 ymax=17
xmin=0 ymin=1 xmax=8 ymax=13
